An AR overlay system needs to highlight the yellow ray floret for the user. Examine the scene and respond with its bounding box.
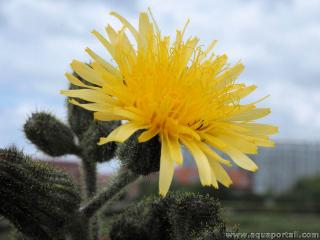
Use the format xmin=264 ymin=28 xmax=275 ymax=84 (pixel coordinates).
xmin=61 ymin=10 xmax=278 ymax=196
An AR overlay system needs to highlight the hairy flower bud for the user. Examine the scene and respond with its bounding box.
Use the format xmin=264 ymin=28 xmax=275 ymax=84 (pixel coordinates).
xmin=67 ymin=74 xmax=94 ymax=138
xmin=24 ymin=112 xmax=78 ymax=156
xmin=80 ymin=121 xmax=120 ymax=163
xmin=109 ymin=192 xmax=228 ymax=240
xmin=0 ymin=147 xmax=81 ymax=240
xmin=116 ymin=131 xmax=161 ymax=175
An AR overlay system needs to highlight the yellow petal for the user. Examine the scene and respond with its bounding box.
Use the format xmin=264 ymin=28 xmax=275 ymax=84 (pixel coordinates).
xmin=98 ymin=122 xmax=146 ymax=145
xmin=201 ymin=133 xmax=227 ymax=149
xmin=167 ymin=135 xmax=183 ymax=165
xmin=207 ymin=121 xmax=248 ymax=133
xmin=93 ymin=112 xmax=124 ymax=121
xmin=181 ymin=138 xmax=211 ymax=186
xmin=209 ymin=54 xmax=228 ymax=78
xmin=110 ymin=11 xmax=139 ymax=41
xmin=177 ymin=125 xmax=201 ymax=141
xmin=198 ymin=142 xmax=231 ymax=166
xmin=215 ymin=63 xmax=244 ymax=89
xmin=117 ymin=29 xmax=136 ymax=60
xmin=69 ymin=99 xmax=112 ymax=112
xmin=247 ymin=136 xmax=275 ymax=147
xmin=139 ymin=12 xmax=153 ymax=49
xmin=138 ymin=127 xmax=159 ymax=142
xmin=65 ymin=73 xmax=98 ymax=90
xmin=61 ymin=89 xmax=111 ymax=103
xmin=238 ymin=123 xmax=279 ymax=135
xmin=228 ymin=108 xmax=271 ymax=121
xmin=231 ymin=132 xmax=276 ymax=148
xmin=90 ymin=61 xmax=121 ymax=86
xmin=147 ymin=8 xmax=160 ymax=34
xmin=85 ymin=48 xmax=121 ymax=78
xmin=91 ymin=30 xmax=115 ymax=57
xmin=225 ymin=85 xmax=257 ymax=103
xmin=159 ymin=132 xmax=175 ymax=197
xmin=71 ymin=60 xmax=103 ymax=86
xmin=199 ymin=40 xmax=217 ymax=61
xmin=209 ymin=166 xmax=219 ymax=189
xmin=94 ymin=108 xmax=139 ymax=121
xmin=105 ymin=24 xmax=118 ymax=44
xmin=224 ymin=146 xmax=258 ymax=172
xmin=209 ymin=160 xmax=233 ymax=187
xmin=215 ymin=133 xmax=258 ymax=154
xmin=180 ymin=37 xmax=199 ymax=68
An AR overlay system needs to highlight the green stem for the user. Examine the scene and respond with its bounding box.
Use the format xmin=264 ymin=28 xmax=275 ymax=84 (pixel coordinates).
xmin=80 ymin=166 xmax=139 ymax=219
xmin=102 ymin=190 xmax=127 ymax=217
xmin=82 ymin=160 xmax=97 ymax=199
xmin=90 ymin=216 xmax=99 ymax=240
xmin=68 ymin=213 xmax=90 ymax=240
xmin=81 ymin=159 xmax=98 ymax=240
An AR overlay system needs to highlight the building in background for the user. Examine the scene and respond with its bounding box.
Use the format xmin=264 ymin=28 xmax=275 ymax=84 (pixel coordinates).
xmin=252 ymin=142 xmax=320 ymax=194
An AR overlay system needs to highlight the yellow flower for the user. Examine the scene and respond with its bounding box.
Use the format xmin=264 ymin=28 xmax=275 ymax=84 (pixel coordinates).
xmin=61 ymin=10 xmax=278 ymax=196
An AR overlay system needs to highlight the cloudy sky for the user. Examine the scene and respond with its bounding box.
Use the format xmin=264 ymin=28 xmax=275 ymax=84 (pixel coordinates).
xmin=1 ymin=0 xmax=320 ymax=162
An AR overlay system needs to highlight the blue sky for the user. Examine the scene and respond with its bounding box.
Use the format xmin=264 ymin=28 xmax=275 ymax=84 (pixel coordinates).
xmin=1 ymin=0 xmax=320 ymax=164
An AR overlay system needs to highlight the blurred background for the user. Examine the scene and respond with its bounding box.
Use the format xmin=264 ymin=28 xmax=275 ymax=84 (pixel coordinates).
xmin=1 ymin=0 xmax=320 ymax=237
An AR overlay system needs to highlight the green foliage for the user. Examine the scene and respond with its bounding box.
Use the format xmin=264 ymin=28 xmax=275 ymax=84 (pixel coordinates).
xmin=278 ymin=174 xmax=320 ymax=211
xmin=117 ymin=131 xmax=161 ymax=175
xmin=0 ymin=147 xmax=81 ymax=240
xmin=109 ymin=192 xmax=228 ymax=240
xmin=290 ymin=175 xmax=320 ymax=201
xmin=24 ymin=112 xmax=78 ymax=156
xmin=10 ymin=229 xmax=30 ymax=240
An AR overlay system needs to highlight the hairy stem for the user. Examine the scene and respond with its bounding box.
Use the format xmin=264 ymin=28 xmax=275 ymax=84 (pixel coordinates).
xmin=80 ymin=166 xmax=139 ymax=219
xmin=81 ymin=159 xmax=98 ymax=240
xmin=82 ymin=160 xmax=97 ymax=199
xmin=68 ymin=214 xmax=90 ymax=240
xmin=90 ymin=217 xmax=99 ymax=240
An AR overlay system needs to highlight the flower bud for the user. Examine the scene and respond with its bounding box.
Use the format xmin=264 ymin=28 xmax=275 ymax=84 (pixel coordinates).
xmin=67 ymin=74 xmax=94 ymax=138
xmin=24 ymin=112 xmax=78 ymax=156
xmin=0 ymin=147 xmax=81 ymax=240
xmin=116 ymin=131 xmax=161 ymax=175
xmin=80 ymin=121 xmax=120 ymax=163
xmin=109 ymin=192 xmax=227 ymax=240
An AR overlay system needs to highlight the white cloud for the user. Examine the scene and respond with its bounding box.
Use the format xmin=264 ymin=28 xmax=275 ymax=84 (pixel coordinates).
xmin=0 ymin=0 xmax=137 ymax=156
xmin=264 ymin=82 xmax=320 ymax=140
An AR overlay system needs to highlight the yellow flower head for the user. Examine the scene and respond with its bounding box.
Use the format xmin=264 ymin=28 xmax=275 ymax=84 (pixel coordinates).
xmin=62 ymin=10 xmax=278 ymax=196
